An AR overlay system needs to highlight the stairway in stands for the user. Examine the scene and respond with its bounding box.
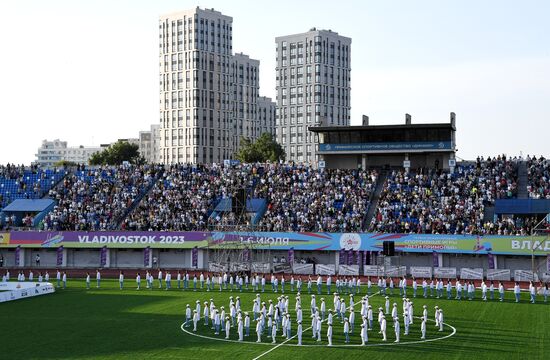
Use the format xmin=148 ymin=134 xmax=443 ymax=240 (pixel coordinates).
xmin=483 ymin=205 xmax=495 ymax=223
xmin=517 ymin=160 xmax=529 ymax=199
xmin=363 ymin=170 xmax=388 ymax=229
xmin=113 ymin=168 xmax=164 ymax=230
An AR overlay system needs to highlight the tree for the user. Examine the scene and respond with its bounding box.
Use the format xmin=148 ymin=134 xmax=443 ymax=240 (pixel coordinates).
xmin=235 ymin=133 xmax=285 ymax=163
xmin=89 ymin=141 xmax=143 ymax=165
xmin=54 ymin=160 xmax=78 ymax=167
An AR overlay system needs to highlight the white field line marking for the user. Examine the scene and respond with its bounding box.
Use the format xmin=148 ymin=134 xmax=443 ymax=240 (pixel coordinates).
xmin=180 ymin=316 xmax=456 ymax=349
xmin=179 ymin=292 xmax=456 ymax=355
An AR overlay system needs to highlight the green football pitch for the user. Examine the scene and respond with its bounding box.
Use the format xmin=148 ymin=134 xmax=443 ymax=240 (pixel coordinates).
xmin=0 ymin=279 xmax=549 ymax=360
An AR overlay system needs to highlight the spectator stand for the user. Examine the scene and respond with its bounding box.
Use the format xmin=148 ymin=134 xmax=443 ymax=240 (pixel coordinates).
xmin=0 ymin=199 xmax=55 ymax=229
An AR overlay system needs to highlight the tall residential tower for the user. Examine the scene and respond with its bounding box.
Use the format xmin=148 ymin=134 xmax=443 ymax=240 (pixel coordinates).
xmin=275 ymin=28 xmax=351 ymax=163
xmin=159 ymin=7 xmax=274 ymax=164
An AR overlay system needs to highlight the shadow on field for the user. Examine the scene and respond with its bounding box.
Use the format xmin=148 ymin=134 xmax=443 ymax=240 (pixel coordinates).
xmin=0 ymin=291 xmax=268 ymax=360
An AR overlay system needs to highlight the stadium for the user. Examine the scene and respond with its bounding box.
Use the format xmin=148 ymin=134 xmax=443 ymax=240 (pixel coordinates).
xmin=1 ymin=142 xmax=550 ymax=359
xmin=1 ymin=2 xmax=550 ymax=360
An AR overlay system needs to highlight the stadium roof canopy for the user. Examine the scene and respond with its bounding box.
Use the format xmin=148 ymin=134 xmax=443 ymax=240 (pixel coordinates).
xmin=2 ymin=199 xmax=55 ymax=212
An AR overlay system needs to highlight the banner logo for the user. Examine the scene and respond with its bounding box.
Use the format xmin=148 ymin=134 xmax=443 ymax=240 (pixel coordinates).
xmin=340 ymin=233 xmax=361 ymax=251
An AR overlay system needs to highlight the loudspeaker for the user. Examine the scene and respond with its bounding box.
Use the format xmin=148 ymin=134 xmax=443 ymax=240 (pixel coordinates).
xmin=383 ymin=241 xmax=395 ymax=256
xmin=232 ymin=188 xmax=247 ymax=214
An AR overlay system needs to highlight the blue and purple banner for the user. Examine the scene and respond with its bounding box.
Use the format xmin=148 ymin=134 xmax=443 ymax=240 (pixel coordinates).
xmin=432 ymin=251 xmax=439 ymax=267
xmin=56 ymin=246 xmax=63 ymax=266
xmin=288 ymin=248 xmax=294 ymax=264
xmin=100 ymin=246 xmax=107 ymax=267
xmin=14 ymin=245 xmax=20 ymax=266
xmin=144 ymin=246 xmax=150 ymax=268
xmin=488 ymin=252 xmax=495 ymax=269
xmin=1 ymin=231 xmax=550 ymax=256
xmin=192 ymin=246 xmax=198 ymax=268
xmin=339 ymin=248 xmax=346 ymax=264
xmin=318 ymin=141 xmax=453 ymax=153
xmin=347 ymin=250 xmax=353 ymax=265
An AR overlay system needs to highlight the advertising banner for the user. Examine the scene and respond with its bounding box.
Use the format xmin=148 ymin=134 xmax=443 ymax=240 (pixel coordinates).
xmin=252 ymin=262 xmax=270 ymax=273
xmin=292 ymin=263 xmax=314 ymax=275
xmin=385 ymin=266 xmax=406 ymax=277
xmin=363 ymin=265 xmax=384 ymax=277
xmin=208 ymin=263 xmax=226 ymax=273
xmin=318 ymin=141 xmax=453 ymax=153
xmin=433 ymin=267 xmax=457 ymax=279
xmin=230 ymin=263 xmax=250 ymax=272
xmin=410 ymin=266 xmax=432 ymax=278
xmin=2 ymin=231 xmax=550 ymax=256
xmin=272 ymin=263 xmax=291 ymax=274
xmin=0 ymin=282 xmax=55 ymax=303
xmin=514 ymin=270 xmax=537 ymax=282
xmin=338 ymin=265 xmax=359 ymax=276
xmin=460 ymin=268 xmax=484 ymax=280
xmin=315 ymin=264 xmax=336 ymax=276
xmin=487 ymin=269 xmax=511 ymax=281
xmin=288 ymin=248 xmax=294 ymax=264
xmin=432 ymin=251 xmax=439 ymax=267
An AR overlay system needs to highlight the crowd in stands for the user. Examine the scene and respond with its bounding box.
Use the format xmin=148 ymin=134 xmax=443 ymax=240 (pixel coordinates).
xmin=480 ymin=215 xmax=544 ymax=236
xmin=527 ymin=155 xmax=550 ymax=199
xmin=42 ymin=165 xmax=161 ymax=231
xmin=256 ymin=166 xmax=378 ymax=232
xmin=0 ymin=164 xmax=65 ymax=208
xmin=122 ymin=164 xmax=378 ymax=232
xmin=1 ymin=155 xmax=549 ymax=235
xmin=369 ymin=155 xmax=519 ymax=235
xmin=123 ymin=164 xmax=230 ymax=231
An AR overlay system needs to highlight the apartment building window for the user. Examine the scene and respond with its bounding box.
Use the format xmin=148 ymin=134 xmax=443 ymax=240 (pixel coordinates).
xmin=178 ymin=110 xmax=183 ymax=127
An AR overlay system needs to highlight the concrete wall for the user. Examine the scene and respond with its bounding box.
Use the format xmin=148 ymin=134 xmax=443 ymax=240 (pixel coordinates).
xmin=70 ymin=250 xmax=101 ymax=268
xmin=111 ymin=249 xmax=145 ymax=268
xmin=0 ymin=248 xmax=16 ymax=267
xmin=1 ymin=249 xmax=540 ymax=275
xmin=24 ymin=249 xmax=58 ymax=267
xmin=325 ymin=155 xmax=360 ymax=169
xmin=156 ymin=249 xmax=191 ymax=268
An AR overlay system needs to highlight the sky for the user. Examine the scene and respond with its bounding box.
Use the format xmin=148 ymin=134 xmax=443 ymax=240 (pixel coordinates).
xmin=0 ymin=0 xmax=548 ymax=164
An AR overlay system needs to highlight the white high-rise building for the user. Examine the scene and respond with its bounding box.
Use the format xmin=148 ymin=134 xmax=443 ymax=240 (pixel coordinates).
xmin=34 ymin=140 xmax=103 ymax=167
xmin=231 ymin=53 xmax=259 ymax=148
xmin=275 ymin=28 xmax=351 ymax=163
xmin=159 ymin=7 xmax=274 ymax=164
xmin=159 ymin=7 xmax=234 ymax=164
xmin=139 ymin=124 xmax=160 ymax=164
xmin=257 ymin=96 xmax=277 ymax=137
